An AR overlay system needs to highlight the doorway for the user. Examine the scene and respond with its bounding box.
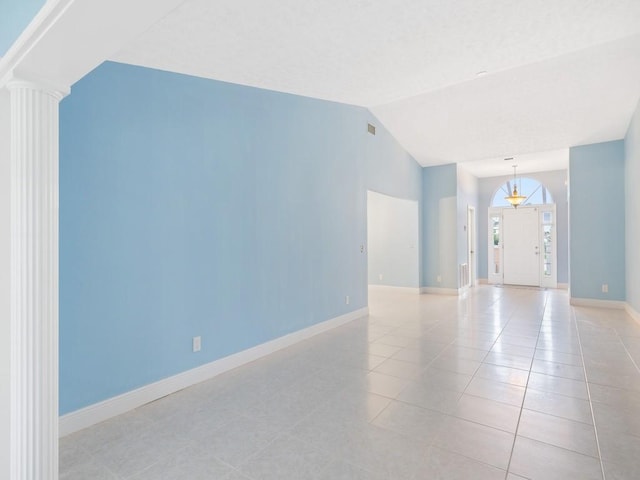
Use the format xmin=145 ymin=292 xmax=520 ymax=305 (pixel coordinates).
xmin=366 ymin=191 xmax=419 ymax=288
xmin=488 ymin=205 xmax=557 ymax=288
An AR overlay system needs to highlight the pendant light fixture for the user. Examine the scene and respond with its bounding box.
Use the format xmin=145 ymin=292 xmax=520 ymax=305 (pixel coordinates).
xmin=505 ymin=164 xmax=526 ymax=208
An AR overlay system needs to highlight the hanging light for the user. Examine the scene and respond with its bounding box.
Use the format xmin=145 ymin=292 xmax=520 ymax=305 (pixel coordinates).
xmin=505 ymin=164 xmax=526 ymax=208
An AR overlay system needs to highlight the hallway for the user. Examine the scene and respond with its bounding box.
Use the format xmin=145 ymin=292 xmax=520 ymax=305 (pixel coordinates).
xmin=60 ymin=286 xmax=640 ymax=479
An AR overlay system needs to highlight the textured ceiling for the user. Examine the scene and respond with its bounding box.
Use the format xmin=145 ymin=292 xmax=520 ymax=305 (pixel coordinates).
xmin=459 ymin=149 xmax=568 ymax=179
xmin=112 ymin=0 xmax=640 ymax=171
xmin=372 ymin=36 xmax=640 ymax=166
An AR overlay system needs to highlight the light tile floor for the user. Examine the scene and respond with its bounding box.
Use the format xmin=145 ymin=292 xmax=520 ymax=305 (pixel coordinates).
xmin=60 ymin=286 xmax=640 ymax=479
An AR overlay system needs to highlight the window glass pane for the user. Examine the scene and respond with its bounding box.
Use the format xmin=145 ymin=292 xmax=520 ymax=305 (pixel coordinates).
xmin=543 ymin=225 xmax=552 ymax=276
xmin=492 ymin=178 xmax=554 ymax=207
xmin=492 ymin=215 xmax=500 ymax=274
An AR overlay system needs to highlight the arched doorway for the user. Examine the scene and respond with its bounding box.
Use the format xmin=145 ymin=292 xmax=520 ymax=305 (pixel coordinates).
xmin=488 ymin=178 xmax=557 ymax=288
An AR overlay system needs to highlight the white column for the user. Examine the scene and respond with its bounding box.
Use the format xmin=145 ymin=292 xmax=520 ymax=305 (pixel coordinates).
xmin=0 ymin=86 xmax=12 ymax=480
xmin=7 ymin=78 xmax=67 ymax=480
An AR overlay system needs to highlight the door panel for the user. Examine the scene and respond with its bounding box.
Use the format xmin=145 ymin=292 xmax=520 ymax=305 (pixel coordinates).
xmin=503 ymin=208 xmax=539 ymax=286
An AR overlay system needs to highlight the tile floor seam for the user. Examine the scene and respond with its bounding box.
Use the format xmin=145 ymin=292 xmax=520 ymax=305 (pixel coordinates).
xmin=503 ymin=289 xmax=549 ymax=479
xmin=614 ymin=327 xmax=640 ymax=375
xmin=572 ymin=306 xmax=607 ymax=480
xmin=123 ymin=459 xmax=160 ymax=480
xmin=213 ymin=449 xmax=258 ymax=475
xmin=455 ymin=290 xmax=519 ymax=394
xmin=427 ymin=444 xmax=509 ymax=476
xmin=366 ymin=306 xmax=497 ymax=445
xmin=231 ymin=431 xmax=321 ymax=478
xmin=461 ymin=391 xmax=526 ymax=410
xmin=528 ymin=372 xmax=586 ymax=383
xmin=381 ymin=333 xmax=464 ymax=404
xmin=446 ymin=413 xmax=519 ymax=436
xmin=515 ymin=431 xmax=600 ymax=460
xmin=517 ymin=404 xmax=593 ymax=426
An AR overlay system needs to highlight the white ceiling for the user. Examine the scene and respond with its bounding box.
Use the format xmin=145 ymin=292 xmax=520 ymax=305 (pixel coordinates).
xmin=111 ymin=0 xmax=640 ymax=172
xmin=459 ymin=149 xmax=568 ymax=179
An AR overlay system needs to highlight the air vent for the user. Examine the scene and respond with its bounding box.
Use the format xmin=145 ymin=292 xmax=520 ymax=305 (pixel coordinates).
xmin=367 ymin=123 xmax=376 ymax=135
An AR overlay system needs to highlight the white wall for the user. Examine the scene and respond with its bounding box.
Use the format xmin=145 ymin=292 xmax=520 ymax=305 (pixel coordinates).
xmin=626 ymin=99 xmax=640 ymax=314
xmin=367 ymin=190 xmax=419 ymax=288
xmin=0 ymin=88 xmax=11 ymax=477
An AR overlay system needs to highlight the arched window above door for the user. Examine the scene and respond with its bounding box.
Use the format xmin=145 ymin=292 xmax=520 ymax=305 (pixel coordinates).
xmin=491 ymin=177 xmax=554 ymax=207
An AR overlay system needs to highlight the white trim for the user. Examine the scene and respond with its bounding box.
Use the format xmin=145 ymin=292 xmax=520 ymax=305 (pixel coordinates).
xmin=368 ymin=285 xmax=420 ymax=294
xmin=5 ymin=74 xmax=69 ymax=99
xmin=570 ymin=297 xmax=626 ymax=309
xmin=487 ymin=207 xmax=503 ymax=286
xmin=557 ymin=283 xmax=569 ymax=290
xmin=59 ymin=307 xmax=368 ymax=437
xmin=478 ymin=278 xmax=488 ymax=285
xmin=467 ymin=205 xmax=476 ymax=288
xmin=420 ymin=287 xmax=460 ymax=296
xmin=626 ymin=303 xmax=640 ymax=324
xmin=0 ymin=0 xmax=75 ymax=87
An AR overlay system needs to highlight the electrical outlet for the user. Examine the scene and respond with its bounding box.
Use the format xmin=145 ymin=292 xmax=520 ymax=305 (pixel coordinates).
xmin=379 ymin=274 xmax=383 ymax=280
xmin=192 ymin=336 xmax=201 ymax=352
xmin=437 ymin=275 xmax=442 ymax=283
xmin=602 ymin=284 xmax=608 ymax=293
xmin=345 ymin=295 xmax=350 ymax=305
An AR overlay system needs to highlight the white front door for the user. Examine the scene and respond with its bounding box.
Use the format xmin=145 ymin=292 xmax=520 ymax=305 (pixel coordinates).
xmin=503 ymin=207 xmax=539 ymax=286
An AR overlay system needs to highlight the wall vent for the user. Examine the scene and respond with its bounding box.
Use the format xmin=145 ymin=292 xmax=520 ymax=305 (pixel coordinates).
xmin=367 ymin=123 xmax=376 ymax=135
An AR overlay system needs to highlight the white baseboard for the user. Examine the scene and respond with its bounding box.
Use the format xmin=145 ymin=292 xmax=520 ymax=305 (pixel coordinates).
xmin=570 ymin=297 xmax=626 ymax=309
xmin=59 ymin=307 xmax=368 ymax=437
xmin=478 ymin=278 xmax=488 ymax=285
xmin=368 ymin=284 xmax=420 ymax=294
xmin=420 ymin=287 xmax=460 ymax=296
xmin=626 ymin=303 xmax=640 ymax=324
xmin=557 ymin=283 xmax=569 ymax=290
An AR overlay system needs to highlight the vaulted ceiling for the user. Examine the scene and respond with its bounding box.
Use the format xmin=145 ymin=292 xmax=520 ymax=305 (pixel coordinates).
xmin=4 ymin=0 xmax=640 ymax=176
xmin=111 ymin=0 xmax=640 ymax=174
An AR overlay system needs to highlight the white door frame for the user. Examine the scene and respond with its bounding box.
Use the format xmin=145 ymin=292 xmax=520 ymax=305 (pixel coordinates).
xmin=488 ymin=205 xmax=557 ymax=288
xmin=467 ymin=206 xmax=476 ymax=287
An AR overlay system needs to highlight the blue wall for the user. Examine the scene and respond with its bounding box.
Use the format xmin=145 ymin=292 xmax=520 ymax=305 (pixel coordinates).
xmin=626 ymin=100 xmax=640 ymax=313
xmin=421 ymin=164 xmax=457 ymax=289
xmin=569 ymin=140 xmax=625 ymax=301
xmin=59 ymin=62 xmax=420 ymax=414
xmin=0 ymin=0 xmax=45 ymax=56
